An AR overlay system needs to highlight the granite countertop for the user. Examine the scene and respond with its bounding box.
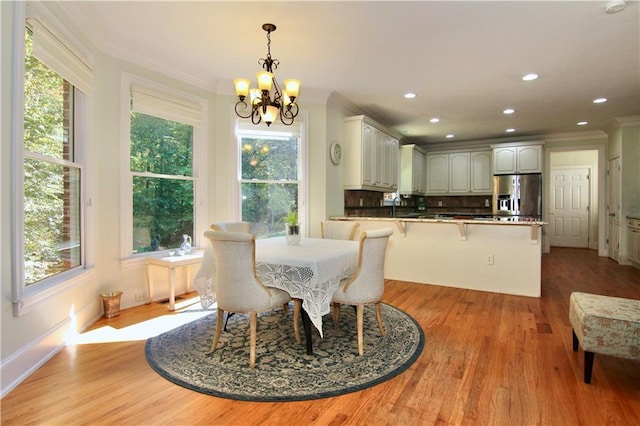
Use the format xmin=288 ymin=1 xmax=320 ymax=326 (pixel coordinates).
xmin=330 ymin=216 xmax=546 ymax=226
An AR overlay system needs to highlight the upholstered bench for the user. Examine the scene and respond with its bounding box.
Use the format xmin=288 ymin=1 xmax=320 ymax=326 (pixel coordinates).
xmin=569 ymin=292 xmax=640 ymax=384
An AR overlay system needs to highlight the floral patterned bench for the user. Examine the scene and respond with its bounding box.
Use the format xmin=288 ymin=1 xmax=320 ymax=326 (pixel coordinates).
xmin=569 ymin=292 xmax=640 ymax=384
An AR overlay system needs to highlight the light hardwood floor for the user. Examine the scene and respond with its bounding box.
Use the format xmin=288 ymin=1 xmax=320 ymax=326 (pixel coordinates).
xmin=2 ymin=247 xmax=639 ymax=425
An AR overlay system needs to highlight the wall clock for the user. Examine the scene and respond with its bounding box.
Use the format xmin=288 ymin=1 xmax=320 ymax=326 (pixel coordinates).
xmin=330 ymin=142 xmax=342 ymax=165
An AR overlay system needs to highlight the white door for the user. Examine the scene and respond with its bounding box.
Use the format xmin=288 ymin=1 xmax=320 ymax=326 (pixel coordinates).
xmin=608 ymin=157 xmax=621 ymax=262
xmin=549 ymin=168 xmax=590 ymax=247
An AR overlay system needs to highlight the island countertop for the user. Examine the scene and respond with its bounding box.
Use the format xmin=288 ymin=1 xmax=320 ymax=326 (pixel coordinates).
xmin=330 ymin=216 xmax=546 ymax=226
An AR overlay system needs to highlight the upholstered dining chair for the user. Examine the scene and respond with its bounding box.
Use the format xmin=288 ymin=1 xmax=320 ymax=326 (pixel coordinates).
xmin=331 ymin=227 xmax=394 ymax=355
xmin=204 ymin=230 xmax=300 ymax=368
xmin=320 ymin=221 xmax=360 ymax=240
xmin=210 ymin=221 xmax=251 ymax=233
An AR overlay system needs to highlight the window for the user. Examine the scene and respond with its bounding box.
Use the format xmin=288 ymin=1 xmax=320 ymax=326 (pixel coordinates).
xmin=14 ymin=5 xmax=94 ymax=314
xmin=237 ymin=125 xmax=305 ymax=239
xmin=23 ymin=29 xmax=81 ymax=285
xmin=130 ymin=113 xmax=194 ymax=253
xmin=125 ymin=80 xmax=206 ymax=257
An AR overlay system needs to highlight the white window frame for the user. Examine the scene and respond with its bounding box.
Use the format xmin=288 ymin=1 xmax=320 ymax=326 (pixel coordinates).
xmin=11 ymin=2 xmax=95 ymax=316
xmin=234 ymin=114 xmax=309 ymax=237
xmin=120 ymin=74 xmax=208 ymax=269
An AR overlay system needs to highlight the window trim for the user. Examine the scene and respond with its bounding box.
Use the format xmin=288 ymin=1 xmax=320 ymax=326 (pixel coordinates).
xmin=120 ymin=73 xmax=208 ymax=265
xmin=12 ymin=3 xmax=94 ymax=316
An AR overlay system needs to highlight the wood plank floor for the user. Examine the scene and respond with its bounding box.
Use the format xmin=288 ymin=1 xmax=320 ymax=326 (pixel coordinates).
xmin=2 ymin=247 xmax=640 ymax=425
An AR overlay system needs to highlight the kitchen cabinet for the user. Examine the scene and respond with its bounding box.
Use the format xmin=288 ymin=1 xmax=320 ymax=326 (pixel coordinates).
xmin=492 ymin=143 xmax=543 ymax=174
xmin=400 ymin=144 xmax=427 ymax=195
xmin=343 ymin=115 xmax=399 ymax=192
xmin=426 ymin=149 xmax=492 ymax=195
xmin=449 ymin=152 xmax=470 ymax=193
xmin=628 ymin=218 xmax=640 ymax=265
xmin=471 ymin=151 xmax=492 ymax=193
xmin=426 ymin=153 xmax=449 ymax=193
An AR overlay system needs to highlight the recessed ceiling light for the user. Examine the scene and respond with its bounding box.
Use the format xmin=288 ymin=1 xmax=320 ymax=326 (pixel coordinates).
xmin=506 ymin=128 xmax=515 ymax=133
xmin=577 ymin=121 xmax=588 ymax=126
xmin=522 ymin=73 xmax=539 ymax=81
xmin=605 ymin=0 xmax=626 ymax=14
xmin=430 ymin=117 xmax=440 ymax=123
xmin=446 ymin=134 xmax=454 ymax=139
xmin=404 ymin=93 xmax=416 ymax=99
xmin=503 ymin=108 xmax=515 ymax=115
xmin=593 ymin=97 xmax=608 ymax=104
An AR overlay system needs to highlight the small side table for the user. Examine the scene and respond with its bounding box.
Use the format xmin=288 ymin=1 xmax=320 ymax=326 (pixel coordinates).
xmin=146 ymin=253 xmax=203 ymax=311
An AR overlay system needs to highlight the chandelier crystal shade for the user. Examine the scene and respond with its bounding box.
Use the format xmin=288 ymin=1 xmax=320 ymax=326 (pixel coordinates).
xmin=233 ymin=23 xmax=300 ymax=126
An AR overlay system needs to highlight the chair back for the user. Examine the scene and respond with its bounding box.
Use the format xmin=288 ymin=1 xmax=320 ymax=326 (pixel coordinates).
xmin=342 ymin=227 xmax=394 ymax=302
xmin=203 ymin=230 xmax=274 ymax=312
xmin=321 ymin=221 xmax=360 ymax=240
xmin=211 ymin=221 xmax=251 ymax=233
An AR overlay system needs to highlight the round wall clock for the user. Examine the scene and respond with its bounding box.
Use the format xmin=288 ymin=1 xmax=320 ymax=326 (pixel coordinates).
xmin=330 ymin=142 xmax=342 ymax=165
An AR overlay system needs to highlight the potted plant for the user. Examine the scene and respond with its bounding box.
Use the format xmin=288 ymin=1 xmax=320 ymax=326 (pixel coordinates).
xmin=285 ymin=211 xmax=300 ymax=246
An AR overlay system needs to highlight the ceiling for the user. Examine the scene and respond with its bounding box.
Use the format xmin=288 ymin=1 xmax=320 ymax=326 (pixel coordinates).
xmin=59 ymin=1 xmax=639 ymax=146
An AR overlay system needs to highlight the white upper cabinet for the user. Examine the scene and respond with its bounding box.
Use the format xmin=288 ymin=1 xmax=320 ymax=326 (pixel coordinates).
xmin=493 ymin=143 xmax=543 ymax=174
xmin=400 ymin=144 xmax=427 ymax=195
xmin=471 ymin=151 xmax=492 ymax=193
xmin=449 ymin=152 xmax=471 ymax=193
xmin=426 ymin=149 xmax=492 ymax=195
xmin=343 ymin=115 xmax=399 ymax=192
xmin=426 ymin=153 xmax=450 ymax=193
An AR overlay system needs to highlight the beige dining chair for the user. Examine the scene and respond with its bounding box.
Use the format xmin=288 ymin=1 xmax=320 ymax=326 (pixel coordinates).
xmin=320 ymin=221 xmax=360 ymax=240
xmin=331 ymin=227 xmax=394 ymax=355
xmin=204 ymin=230 xmax=300 ymax=368
xmin=210 ymin=221 xmax=251 ymax=233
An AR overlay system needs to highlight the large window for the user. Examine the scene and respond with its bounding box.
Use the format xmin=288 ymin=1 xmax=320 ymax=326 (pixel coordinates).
xmin=130 ymin=113 xmax=194 ymax=253
xmin=238 ymin=130 xmax=303 ymax=239
xmin=125 ymin=80 xmax=206 ymax=257
xmin=22 ymin=27 xmax=86 ymax=286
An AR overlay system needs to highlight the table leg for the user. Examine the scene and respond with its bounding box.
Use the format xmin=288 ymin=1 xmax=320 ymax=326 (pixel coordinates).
xmin=168 ymin=268 xmax=176 ymax=311
xmin=301 ymin=309 xmax=313 ymax=355
xmin=146 ymin=265 xmax=153 ymax=304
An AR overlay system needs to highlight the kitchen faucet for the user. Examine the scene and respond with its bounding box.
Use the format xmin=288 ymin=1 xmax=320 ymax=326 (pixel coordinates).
xmin=392 ymin=196 xmax=400 ymax=217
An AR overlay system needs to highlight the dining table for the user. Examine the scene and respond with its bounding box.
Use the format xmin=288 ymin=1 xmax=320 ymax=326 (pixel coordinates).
xmin=193 ymin=236 xmax=360 ymax=354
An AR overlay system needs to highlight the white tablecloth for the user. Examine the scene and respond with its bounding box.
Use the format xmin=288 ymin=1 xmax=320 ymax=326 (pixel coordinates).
xmin=193 ymin=237 xmax=359 ymax=336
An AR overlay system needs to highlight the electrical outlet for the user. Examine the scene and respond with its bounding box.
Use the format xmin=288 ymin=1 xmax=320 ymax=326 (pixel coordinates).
xmin=485 ymin=254 xmax=494 ymax=265
xmin=438 ymin=200 xmax=443 ymax=207
xmin=134 ymin=292 xmax=146 ymax=301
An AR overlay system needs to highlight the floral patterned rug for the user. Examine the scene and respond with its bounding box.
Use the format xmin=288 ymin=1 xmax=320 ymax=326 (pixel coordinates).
xmin=145 ymin=303 xmax=424 ymax=401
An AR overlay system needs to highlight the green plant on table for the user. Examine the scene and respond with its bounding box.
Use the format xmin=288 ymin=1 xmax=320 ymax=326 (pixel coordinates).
xmin=285 ymin=211 xmax=298 ymax=226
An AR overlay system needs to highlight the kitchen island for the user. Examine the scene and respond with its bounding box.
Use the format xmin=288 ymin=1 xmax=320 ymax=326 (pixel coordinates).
xmin=330 ymin=217 xmax=545 ymax=297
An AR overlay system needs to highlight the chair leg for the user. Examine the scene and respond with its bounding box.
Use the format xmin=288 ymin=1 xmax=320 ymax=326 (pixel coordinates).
xmin=375 ymin=302 xmax=385 ymax=336
xmin=293 ymin=299 xmax=302 ymax=344
xmin=249 ymin=311 xmax=257 ymax=368
xmin=584 ymin=351 xmax=595 ymax=384
xmin=282 ymin=303 xmax=288 ymax=313
xmin=572 ymin=329 xmax=579 ymax=351
xmin=332 ymin=302 xmax=340 ymax=326
xmin=356 ymin=304 xmax=364 ymax=356
xmin=211 ymin=308 xmax=224 ymax=352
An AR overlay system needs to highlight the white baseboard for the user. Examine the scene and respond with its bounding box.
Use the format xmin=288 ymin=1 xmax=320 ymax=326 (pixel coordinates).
xmin=0 ymin=302 xmax=100 ymax=398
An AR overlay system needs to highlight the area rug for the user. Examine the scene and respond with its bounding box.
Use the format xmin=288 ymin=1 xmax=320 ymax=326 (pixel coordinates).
xmin=145 ymin=303 xmax=424 ymax=401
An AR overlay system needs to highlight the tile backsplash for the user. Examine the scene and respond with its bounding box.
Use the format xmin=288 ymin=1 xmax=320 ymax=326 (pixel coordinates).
xmin=344 ymin=190 xmax=492 ymax=217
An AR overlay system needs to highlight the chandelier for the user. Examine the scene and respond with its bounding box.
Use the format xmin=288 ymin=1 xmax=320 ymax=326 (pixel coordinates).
xmin=233 ymin=23 xmax=301 ymax=127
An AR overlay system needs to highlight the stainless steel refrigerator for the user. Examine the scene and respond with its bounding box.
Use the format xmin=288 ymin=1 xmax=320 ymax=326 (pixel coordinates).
xmin=492 ymin=173 xmax=542 ymax=219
